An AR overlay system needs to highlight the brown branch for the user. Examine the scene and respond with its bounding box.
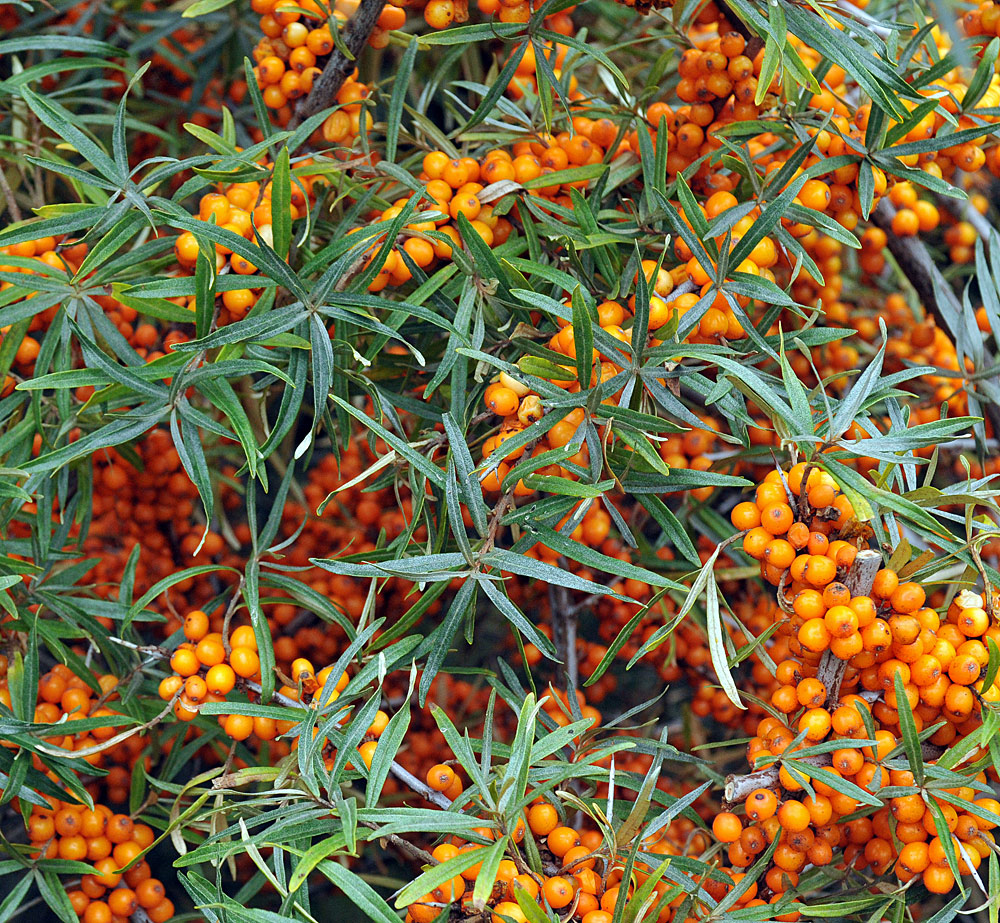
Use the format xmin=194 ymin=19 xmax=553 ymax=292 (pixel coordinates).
xmin=388 ymin=761 xmax=454 ymax=809
xmin=549 ymin=579 xmax=578 ymax=695
xmin=32 ymin=690 xmax=181 ymax=760
xmin=288 ymin=0 xmax=387 ymax=130
xmin=814 ymin=549 xmax=882 ymax=703
xmin=871 ymin=198 xmax=1000 ymax=440
xmin=870 ymin=200 xmax=959 ymax=330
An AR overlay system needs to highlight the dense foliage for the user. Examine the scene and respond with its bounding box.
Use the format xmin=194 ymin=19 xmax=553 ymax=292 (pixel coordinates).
xmin=2 ymin=0 xmax=1000 ymax=921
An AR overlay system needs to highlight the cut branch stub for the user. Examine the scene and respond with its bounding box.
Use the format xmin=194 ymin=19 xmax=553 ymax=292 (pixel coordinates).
xmin=723 ymin=755 xmax=831 ymax=804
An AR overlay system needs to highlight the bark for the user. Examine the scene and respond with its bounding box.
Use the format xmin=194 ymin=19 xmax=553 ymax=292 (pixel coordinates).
xmin=288 ymin=0 xmax=387 ymax=130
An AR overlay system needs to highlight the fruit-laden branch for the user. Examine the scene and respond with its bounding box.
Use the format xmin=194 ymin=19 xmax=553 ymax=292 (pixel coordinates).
xmin=288 ymin=0 xmax=387 ymax=130
xmin=723 ymin=742 xmax=945 ymax=804
xmin=723 ymin=549 xmax=881 ymax=805
xmin=108 ymin=636 xmax=453 ymax=810
xmin=870 ymin=200 xmax=958 ymax=325
xmin=253 ymin=681 xmax=456 ymax=809
xmin=870 ymin=198 xmax=1000 ymax=441
xmin=814 ymin=549 xmax=882 ymax=702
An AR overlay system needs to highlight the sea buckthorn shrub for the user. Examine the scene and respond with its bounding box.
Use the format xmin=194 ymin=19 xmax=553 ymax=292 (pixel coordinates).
xmin=5 ymin=0 xmax=1000 ymax=920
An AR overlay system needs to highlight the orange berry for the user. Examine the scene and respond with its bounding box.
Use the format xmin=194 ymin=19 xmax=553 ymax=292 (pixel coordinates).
xmin=713 ymin=812 xmax=742 ymax=843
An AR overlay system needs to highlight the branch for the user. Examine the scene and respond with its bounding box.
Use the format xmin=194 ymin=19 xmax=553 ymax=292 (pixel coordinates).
xmin=724 ymin=743 xmax=945 ymax=803
xmin=0 ymin=166 xmax=22 ymax=224
xmin=549 ymin=580 xmax=578 ymax=694
xmin=288 ymin=0 xmax=387 ymax=130
xmin=870 ymin=200 xmax=958 ymax=329
xmin=724 ymin=550 xmax=882 ymax=803
xmin=814 ymin=549 xmax=882 ymax=702
xmin=388 ymin=761 xmax=454 ymax=809
xmin=32 ymin=691 xmax=181 ymax=760
xmin=871 ymin=198 xmax=1000 ymax=440
xmin=360 ymin=819 xmax=437 ymax=865
xmin=724 ymin=755 xmax=831 ymax=803
xmin=949 ymin=193 xmax=994 ymax=242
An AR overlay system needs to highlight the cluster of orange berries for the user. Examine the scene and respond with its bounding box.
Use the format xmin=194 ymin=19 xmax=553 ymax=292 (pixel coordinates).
xmin=404 ymin=767 xmax=793 ymax=923
xmin=157 ymin=612 xmax=396 ymax=771
xmin=250 ymin=0 xmax=376 ymax=117
xmin=404 ymin=795 xmax=723 ymax=923
xmin=158 ymin=612 xmax=272 ymax=737
xmin=0 ymin=236 xmax=89 ymax=383
xmin=713 ymin=464 xmax=1000 ymax=896
xmin=368 ymin=132 xmax=629 ymax=292
xmin=885 ymin=183 xmax=945 ymax=239
xmin=670 ymin=32 xmax=768 ymax=125
xmin=717 ymin=715 xmax=999 ymax=894
xmin=23 ymin=798 xmax=174 ymax=923
xmin=734 ymin=464 xmax=857 ymax=590
xmin=172 ymin=174 xmax=304 ymax=320
xmin=0 ymin=663 xmax=144 ymax=804
xmin=251 ymin=0 xmax=373 ymax=144
xmin=81 ymin=434 xmax=244 ymax=618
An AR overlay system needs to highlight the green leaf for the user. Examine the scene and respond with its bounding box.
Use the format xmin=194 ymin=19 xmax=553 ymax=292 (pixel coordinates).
xmin=395 ymin=838 xmax=506 ymax=908
xmin=571 ymin=285 xmax=595 ymax=389
xmin=331 ymin=396 xmax=445 ymax=489
xmin=19 ymin=86 xmax=120 ymax=183
xmin=316 ymin=858 xmax=402 ymax=923
xmin=895 ymin=671 xmax=924 ymax=786
xmin=964 ymin=39 xmax=1000 ymax=110
xmin=272 ymin=147 xmax=293 ymax=262
xmin=386 ymin=40 xmax=417 ymax=163
xmin=706 ymin=578 xmax=743 ymax=710
xmin=183 ymin=0 xmax=237 ymax=15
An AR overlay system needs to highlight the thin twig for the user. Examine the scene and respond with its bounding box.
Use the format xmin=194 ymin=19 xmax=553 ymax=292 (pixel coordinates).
xmin=32 ymin=691 xmax=181 ymax=759
xmin=725 ymin=549 xmax=882 ymax=802
xmin=288 ymin=0 xmax=387 ymax=130
xmin=0 ymin=165 xmax=22 ymax=224
xmin=360 ymin=819 xmax=437 ymax=865
xmin=388 ymin=761 xmax=453 ymax=809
